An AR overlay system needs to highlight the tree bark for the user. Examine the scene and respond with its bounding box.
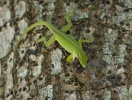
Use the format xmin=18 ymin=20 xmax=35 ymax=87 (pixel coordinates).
xmin=0 ymin=0 xmax=132 ymax=100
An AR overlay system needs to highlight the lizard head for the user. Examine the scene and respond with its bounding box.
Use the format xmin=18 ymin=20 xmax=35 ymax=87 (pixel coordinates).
xmin=78 ymin=52 xmax=88 ymax=68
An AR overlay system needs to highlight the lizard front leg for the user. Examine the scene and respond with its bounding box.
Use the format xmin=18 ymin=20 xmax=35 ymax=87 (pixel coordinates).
xmin=78 ymin=36 xmax=94 ymax=49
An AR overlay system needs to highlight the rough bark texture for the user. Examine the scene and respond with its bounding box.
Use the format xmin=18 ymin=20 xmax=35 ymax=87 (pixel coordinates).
xmin=0 ymin=0 xmax=132 ymax=100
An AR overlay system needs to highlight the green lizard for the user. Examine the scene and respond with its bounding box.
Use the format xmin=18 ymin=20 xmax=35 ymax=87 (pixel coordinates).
xmin=14 ymin=10 xmax=93 ymax=68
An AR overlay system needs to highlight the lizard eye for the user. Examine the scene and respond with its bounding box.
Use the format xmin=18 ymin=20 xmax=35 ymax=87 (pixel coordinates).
xmin=78 ymin=54 xmax=81 ymax=58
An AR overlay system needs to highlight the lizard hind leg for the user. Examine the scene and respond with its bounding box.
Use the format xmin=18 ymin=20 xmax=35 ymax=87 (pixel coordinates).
xmin=37 ymin=35 xmax=55 ymax=47
xmin=60 ymin=9 xmax=76 ymax=33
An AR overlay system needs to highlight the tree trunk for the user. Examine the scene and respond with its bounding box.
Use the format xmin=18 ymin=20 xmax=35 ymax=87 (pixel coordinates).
xmin=0 ymin=0 xmax=132 ymax=100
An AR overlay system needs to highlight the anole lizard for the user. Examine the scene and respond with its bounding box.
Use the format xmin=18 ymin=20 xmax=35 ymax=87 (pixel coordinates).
xmin=14 ymin=10 xmax=93 ymax=68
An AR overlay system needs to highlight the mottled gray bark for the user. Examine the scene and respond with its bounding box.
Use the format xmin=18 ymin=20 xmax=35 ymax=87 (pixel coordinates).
xmin=0 ymin=0 xmax=132 ymax=100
